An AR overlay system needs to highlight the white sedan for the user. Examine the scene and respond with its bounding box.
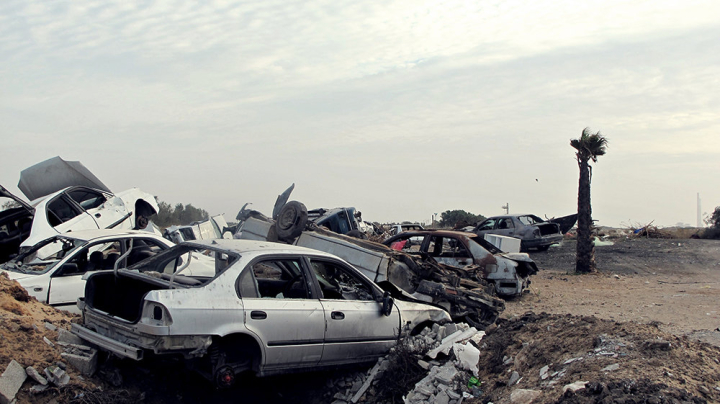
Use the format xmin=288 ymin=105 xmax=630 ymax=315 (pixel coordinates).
xmin=1 ymin=230 xmax=174 ymax=312
xmin=72 ymin=240 xmax=451 ymax=387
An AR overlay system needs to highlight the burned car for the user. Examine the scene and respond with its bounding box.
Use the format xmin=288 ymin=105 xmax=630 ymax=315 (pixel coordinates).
xmin=0 ymin=157 xmax=159 ymax=261
xmin=0 ymin=230 xmax=174 ymax=311
xmin=383 ymin=230 xmax=538 ymax=297
xmin=473 ymin=214 xmax=564 ymax=251
xmin=72 ymin=240 xmax=451 ymax=387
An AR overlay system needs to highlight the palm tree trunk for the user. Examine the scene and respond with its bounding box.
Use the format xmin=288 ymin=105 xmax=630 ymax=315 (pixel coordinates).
xmin=576 ymin=157 xmax=596 ymax=273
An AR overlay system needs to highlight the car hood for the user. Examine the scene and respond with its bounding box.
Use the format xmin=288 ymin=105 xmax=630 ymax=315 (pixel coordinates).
xmin=0 ymin=268 xmax=38 ymax=281
xmin=0 ymin=185 xmax=35 ymax=214
xmin=18 ymin=156 xmax=111 ymax=201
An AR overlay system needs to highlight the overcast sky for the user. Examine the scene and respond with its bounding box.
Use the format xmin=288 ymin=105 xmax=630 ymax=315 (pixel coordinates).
xmin=1 ymin=0 xmax=718 ymax=228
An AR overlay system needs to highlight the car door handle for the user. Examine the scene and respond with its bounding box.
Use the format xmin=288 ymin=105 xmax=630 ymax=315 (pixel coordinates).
xmin=250 ymin=311 xmax=267 ymax=320
xmin=331 ymin=311 xmax=345 ymax=320
xmin=95 ymin=213 xmax=101 ymax=218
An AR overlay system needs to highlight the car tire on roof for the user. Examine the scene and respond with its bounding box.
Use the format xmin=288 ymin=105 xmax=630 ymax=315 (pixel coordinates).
xmin=275 ymin=201 xmax=308 ymax=240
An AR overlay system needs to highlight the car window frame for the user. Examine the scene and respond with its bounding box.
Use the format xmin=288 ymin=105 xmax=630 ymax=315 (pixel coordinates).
xmin=236 ymin=254 xmax=319 ymax=300
xmin=303 ymin=255 xmax=382 ymax=302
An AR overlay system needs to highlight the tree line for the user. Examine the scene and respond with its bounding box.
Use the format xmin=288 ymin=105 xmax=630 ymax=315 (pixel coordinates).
xmin=152 ymin=201 xmax=210 ymax=228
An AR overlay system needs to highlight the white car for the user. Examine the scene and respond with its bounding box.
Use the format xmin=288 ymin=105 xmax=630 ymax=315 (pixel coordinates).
xmin=0 ymin=157 xmax=159 ymax=261
xmin=72 ymin=240 xmax=451 ymax=387
xmin=0 ymin=230 xmax=174 ymax=312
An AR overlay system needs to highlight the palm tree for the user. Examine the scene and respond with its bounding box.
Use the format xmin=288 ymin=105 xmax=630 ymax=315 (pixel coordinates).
xmin=571 ymin=128 xmax=608 ymax=273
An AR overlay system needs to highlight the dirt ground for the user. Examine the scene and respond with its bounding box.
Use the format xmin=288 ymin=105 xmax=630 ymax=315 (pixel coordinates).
xmin=1 ymin=237 xmax=720 ymax=403
xmin=507 ymin=238 xmax=720 ymax=347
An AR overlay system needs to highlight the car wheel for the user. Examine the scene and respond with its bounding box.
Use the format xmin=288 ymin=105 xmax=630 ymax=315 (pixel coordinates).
xmin=275 ymin=201 xmax=308 ymax=240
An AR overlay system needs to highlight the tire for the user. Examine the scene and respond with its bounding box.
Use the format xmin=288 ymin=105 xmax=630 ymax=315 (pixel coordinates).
xmin=274 ymin=201 xmax=308 ymax=240
xmin=346 ymin=230 xmax=367 ymax=239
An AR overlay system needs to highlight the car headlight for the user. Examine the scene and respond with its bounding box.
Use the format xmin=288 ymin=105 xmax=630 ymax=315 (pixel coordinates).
xmin=141 ymin=302 xmax=173 ymax=326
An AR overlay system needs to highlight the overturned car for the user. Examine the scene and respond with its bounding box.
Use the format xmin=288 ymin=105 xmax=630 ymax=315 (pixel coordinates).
xmin=72 ymin=240 xmax=451 ymax=387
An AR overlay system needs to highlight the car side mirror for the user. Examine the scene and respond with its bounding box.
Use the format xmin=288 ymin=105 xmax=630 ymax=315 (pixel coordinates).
xmin=381 ymin=291 xmax=394 ymax=317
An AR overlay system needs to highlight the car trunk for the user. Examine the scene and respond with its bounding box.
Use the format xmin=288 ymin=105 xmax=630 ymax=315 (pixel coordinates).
xmin=85 ymin=272 xmax=172 ymax=323
xmin=536 ymin=223 xmax=560 ymax=236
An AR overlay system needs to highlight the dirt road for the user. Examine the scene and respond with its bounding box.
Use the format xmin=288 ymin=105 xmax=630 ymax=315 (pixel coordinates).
xmin=505 ymin=238 xmax=720 ymax=346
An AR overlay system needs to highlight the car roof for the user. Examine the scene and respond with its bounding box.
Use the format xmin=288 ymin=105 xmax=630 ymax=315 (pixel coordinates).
xmin=53 ymin=229 xmax=168 ymax=242
xmin=184 ymin=239 xmax=342 ymax=259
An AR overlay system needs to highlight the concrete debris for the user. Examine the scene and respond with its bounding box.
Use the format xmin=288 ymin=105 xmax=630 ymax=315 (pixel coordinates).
xmin=539 ymin=365 xmax=549 ymax=380
xmin=453 ymin=342 xmax=480 ymax=376
xmin=57 ymin=328 xmax=85 ymax=345
xmin=508 ymin=371 xmax=520 ymax=386
xmin=350 ymin=360 xmax=382 ymax=403
xmin=428 ymin=326 xmax=480 ymax=359
xmin=0 ymin=360 xmax=27 ymax=404
xmin=510 ymin=388 xmax=541 ymax=404
xmin=25 ymin=366 xmax=48 ymax=385
xmin=61 ymin=344 xmax=98 ymax=376
xmin=43 ymin=336 xmax=55 ymax=347
xmin=44 ymin=322 xmax=57 ymax=331
xmin=44 ymin=365 xmax=70 ymax=387
xmin=563 ymin=381 xmax=589 ymax=394
xmin=30 ymin=384 xmax=49 ymax=394
xmin=601 ymin=363 xmax=619 ymax=372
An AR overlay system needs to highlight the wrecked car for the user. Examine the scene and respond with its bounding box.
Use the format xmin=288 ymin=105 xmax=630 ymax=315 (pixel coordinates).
xmin=240 ymin=216 xmax=505 ymax=329
xmin=0 ymin=185 xmax=35 ymax=263
xmin=0 ymin=229 xmax=174 ymax=311
xmin=72 ymin=240 xmax=451 ymax=388
xmin=473 ymin=214 xmax=563 ymax=251
xmin=235 ymin=184 xmax=373 ymax=240
xmin=163 ymin=214 xmax=230 ymax=243
xmin=383 ymin=230 xmax=538 ymax=297
xmin=0 ymin=157 xmax=159 ymax=260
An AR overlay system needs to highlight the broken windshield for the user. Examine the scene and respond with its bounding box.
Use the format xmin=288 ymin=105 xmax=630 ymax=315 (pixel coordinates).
xmin=2 ymin=236 xmax=86 ymax=274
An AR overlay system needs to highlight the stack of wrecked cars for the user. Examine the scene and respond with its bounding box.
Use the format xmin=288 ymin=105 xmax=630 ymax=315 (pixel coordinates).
xmin=233 ymin=189 xmax=509 ymax=329
xmin=0 ymin=157 xmax=158 ymax=263
xmin=72 ymin=239 xmax=451 ymax=388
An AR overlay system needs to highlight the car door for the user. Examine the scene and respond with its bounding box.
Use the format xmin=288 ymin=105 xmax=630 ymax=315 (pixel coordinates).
xmin=66 ymin=188 xmax=130 ymax=230
xmin=424 ymin=235 xmax=473 ymax=267
xmin=47 ymin=240 xmax=121 ymax=311
xmin=493 ymin=218 xmax=516 ymax=238
xmin=47 ymin=195 xmax=100 ymax=235
xmin=308 ymin=258 xmax=400 ymax=365
xmin=239 ymin=257 xmax=325 ymax=370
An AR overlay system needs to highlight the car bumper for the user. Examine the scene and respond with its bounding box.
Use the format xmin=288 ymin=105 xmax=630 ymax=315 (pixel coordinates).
xmin=521 ymin=235 xmax=563 ymax=249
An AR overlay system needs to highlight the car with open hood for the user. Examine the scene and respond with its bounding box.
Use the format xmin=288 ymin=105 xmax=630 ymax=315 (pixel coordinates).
xmin=0 ymin=230 xmax=174 ymax=311
xmin=72 ymin=239 xmax=451 ymax=388
xmin=0 ymin=157 xmax=159 ymax=261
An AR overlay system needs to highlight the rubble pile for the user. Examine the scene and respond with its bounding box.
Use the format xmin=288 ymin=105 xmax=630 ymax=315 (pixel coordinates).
xmin=325 ymin=322 xmax=487 ymax=404
xmin=468 ymin=312 xmax=720 ymax=404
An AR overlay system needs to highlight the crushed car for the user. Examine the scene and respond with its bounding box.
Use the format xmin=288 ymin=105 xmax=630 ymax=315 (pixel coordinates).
xmin=473 ymin=214 xmax=565 ymax=251
xmin=163 ymin=214 xmax=230 ymax=243
xmin=0 ymin=157 xmax=159 ymax=261
xmin=236 ymin=191 xmax=506 ymax=329
xmin=0 ymin=229 xmax=174 ymax=311
xmin=235 ymin=184 xmax=374 ymax=240
xmin=72 ymin=240 xmax=451 ymax=387
xmin=382 ymin=230 xmax=538 ymax=297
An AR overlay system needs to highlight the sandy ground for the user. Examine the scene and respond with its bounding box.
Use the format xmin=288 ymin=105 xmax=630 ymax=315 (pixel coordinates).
xmin=504 ymin=238 xmax=720 ymax=346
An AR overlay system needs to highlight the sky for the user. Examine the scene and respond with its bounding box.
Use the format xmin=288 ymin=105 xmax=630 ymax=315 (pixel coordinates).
xmin=1 ymin=0 xmax=719 ymax=228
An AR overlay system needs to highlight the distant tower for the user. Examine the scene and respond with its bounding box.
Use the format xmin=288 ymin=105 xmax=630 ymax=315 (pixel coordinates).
xmin=697 ymin=193 xmax=701 ymax=227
